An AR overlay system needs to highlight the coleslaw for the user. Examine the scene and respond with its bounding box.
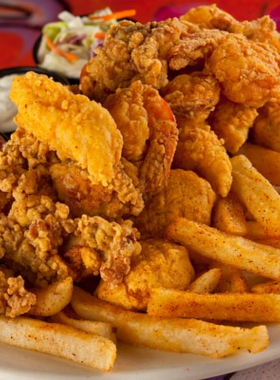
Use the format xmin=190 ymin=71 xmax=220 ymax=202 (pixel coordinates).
xmin=36 ymin=8 xmax=135 ymax=79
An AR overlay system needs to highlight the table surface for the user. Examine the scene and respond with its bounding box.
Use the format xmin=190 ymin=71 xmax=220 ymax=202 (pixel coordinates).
xmin=1 ymin=1 xmax=280 ymax=379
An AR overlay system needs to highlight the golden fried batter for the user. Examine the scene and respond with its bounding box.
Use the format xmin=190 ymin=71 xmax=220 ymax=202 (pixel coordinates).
xmin=105 ymin=81 xmax=178 ymax=194
xmin=211 ymin=97 xmax=258 ymax=153
xmin=96 ymin=239 xmax=194 ymax=310
xmin=168 ymin=29 xmax=227 ymax=70
xmin=135 ymin=170 xmax=216 ymax=238
xmin=10 ymin=72 xmax=123 ymax=186
xmin=181 ymin=4 xmax=280 ymax=52
xmin=174 ymin=120 xmax=232 ymax=197
xmin=161 ymin=72 xmax=220 ymax=121
xmin=0 ymin=271 xmax=36 ymax=318
xmin=80 ymin=18 xmax=188 ymax=102
xmin=206 ymin=35 xmax=280 ymax=108
xmin=253 ymin=102 xmax=280 ymax=152
xmin=66 ymin=216 xmax=141 ymax=285
xmin=180 ymin=4 xmax=235 ymax=29
xmin=50 ymin=160 xmax=143 ymax=219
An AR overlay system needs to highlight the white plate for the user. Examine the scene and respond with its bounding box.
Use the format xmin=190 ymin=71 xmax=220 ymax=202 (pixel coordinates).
xmin=1 ymin=323 xmax=280 ymax=380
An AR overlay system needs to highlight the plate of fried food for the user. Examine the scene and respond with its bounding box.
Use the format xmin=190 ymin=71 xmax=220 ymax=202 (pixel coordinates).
xmin=1 ymin=4 xmax=280 ymax=380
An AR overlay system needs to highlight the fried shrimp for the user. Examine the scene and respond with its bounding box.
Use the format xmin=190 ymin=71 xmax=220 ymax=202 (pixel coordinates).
xmin=205 ymin=35 xmax=280 ymax=108
xmin=161 ymin=72 xmax=220 ymax=121
xmin=174 ymin=120 xmax=232 ymax=197
xmin=105 ymin=81 xmax=178 ymax=195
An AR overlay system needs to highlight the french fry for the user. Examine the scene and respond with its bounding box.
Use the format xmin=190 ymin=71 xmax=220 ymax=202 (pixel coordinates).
xmin=253 ymin=238 xmax=280 ymax=248
xmin=50 ymin=309 xmax=116 ymax=342
xmin=212 ymin=193 xmax=247 ymax=236
xmin=0 ymin=315 xmax=116 ymax=371
xmin=71 ymin=286 xmax=268 ymax=357
xmin=210 ymin=262 xmax=250 ymax=293
xmin=187 ymin=268 xmax=222 ymax=293
xmin=245 ymin=221 xmax=271 ymax=240
xmin=231 ymin=155 xmax=280 ymax=236
xmin=251 ymin=280 xmax=280 ymax=294
xmin=29 ymin=277 xmax=73 ymax=317
xmin=237 ymin=143 xmax=280 ymax=186
xmin=147 ymin=288 xmax=280 ymax=322
xmin=167 ymin=218 xmax=280 ymax=280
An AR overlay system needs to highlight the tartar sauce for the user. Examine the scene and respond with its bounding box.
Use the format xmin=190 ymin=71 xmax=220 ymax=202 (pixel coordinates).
xmin=0 ymin=74 xmax=20 ymax=133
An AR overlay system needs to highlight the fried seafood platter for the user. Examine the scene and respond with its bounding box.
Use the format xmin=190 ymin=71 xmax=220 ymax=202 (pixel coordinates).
xmin=2 ymin=4 xmax=280 ymax=373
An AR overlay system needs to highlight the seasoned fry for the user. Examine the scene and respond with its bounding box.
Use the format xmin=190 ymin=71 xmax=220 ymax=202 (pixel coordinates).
xmin=210 ymin=262 xmax=250 ymax=293
xmin=251 ymin=281 xmax=280 ymax=294
xmin=237 ymin=143 xmax=280 ymax=186
xmin=212 ymin=193 xmax=247 ymax=236
xmin=71 ymin=286 xmax=268 ymax=357
xmin=50 ymin=310 xmax=116 ymax=342
xmin=231 ymin=155 xmax=280 ymax=236
xmin=253 ymin=238 xmax=280 ymax=248
xmin=29 ymin=277 xmax=73 ymax=317
xmin=0 ymin=315 xmax=116 ymax=371
xmin=167 ymin=218 xmax=280 ymax=280
xmin=245 ymin=221 xmax=271 ymax=240
xmin=187 ymin=268 xmax=222 ymax=293
xmin=147 ymin=288 xmax=280 ymax=322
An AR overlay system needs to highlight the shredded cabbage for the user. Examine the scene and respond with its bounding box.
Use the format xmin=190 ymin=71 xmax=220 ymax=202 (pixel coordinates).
xmin=37 ymin=8 xmax=117 ymax=79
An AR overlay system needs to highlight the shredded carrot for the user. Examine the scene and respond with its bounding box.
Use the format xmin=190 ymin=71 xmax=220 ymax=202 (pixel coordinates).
xmin=44 ymin=34 xmax=78 ymax=62
xmin=89 ymin=9 xmax=136 ymax=22
xmin=95 ymin=32 xmax=106 ymax=39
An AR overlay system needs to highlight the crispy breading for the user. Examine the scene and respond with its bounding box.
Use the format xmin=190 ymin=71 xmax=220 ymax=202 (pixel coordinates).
xmin=168 ymin=29 xmax=227 ymax=70
xmin=135 ymin=170 xmax=216 ymax=238
xmin=80 ymin=18 xmax=188 ymax=102
xmin=181 ymin=4 xmax=280 ymax=52
xmin=253 ymin=101 xmax=280 ymax=152
xmin=180 ymin=4 xmax=235 ymax=29
xmin=205 ymin=35 xmax=280 ymax=107
xmin=0 ymin=271 xmax=36 ymax=318
xmin=173 ymin=120 xmax=232 ymax=197
xmin=161 ymin=72 xmax=220 ymax=121
xmin=105 ymin=81 xmax=178 ymax=194
xmin=211 ymin=97 xmax=258 ymax=153
xmin=10 ymin=72 xmax=123 ymax=186
xmin=96 ymin=239 xmax=194 ymax=310
xmin=50 ymin=160 xmax=144 ymax=219
xmin=65 ymin=216 xmax=141 ymax=285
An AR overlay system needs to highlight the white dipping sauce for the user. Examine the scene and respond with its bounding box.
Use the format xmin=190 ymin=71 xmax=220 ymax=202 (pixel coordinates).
xmin=0 ymin=74 xmax=20 ymax=133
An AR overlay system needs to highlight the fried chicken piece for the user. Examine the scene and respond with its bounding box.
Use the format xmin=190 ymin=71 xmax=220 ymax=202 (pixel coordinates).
xmin=65 ymin=215 xmax=141 ymax=285
xmin=205 ymin=35 xmax=280 ymax=108
xmin=96 ymin=239 xmax=195 ymax=310
xmin=10 ymin=72 xmax=123 ymax=186
xmin=211 ymin=97 xmax=258 ymax=154
xmin=161 ymin=72 xmax=220 ymax=121
xmin=252 ymin=101 xmax=280 ymax=152
xmin=0 ymin=271 xmax=36 ymax=318
xmin=80 ymin=18 xmax=188 ymax=102
xmin=181 ymin=4 xmax=280 ymax=52
xmin=50 ymin=159 xmax=143 ymax=219
xmin=173 ymin=120 xmax=232 ymax=197
xmin=105 ymin=81 xmax=178 ymax=194
xmin=135 ymin=170 xmax=216 ymax=238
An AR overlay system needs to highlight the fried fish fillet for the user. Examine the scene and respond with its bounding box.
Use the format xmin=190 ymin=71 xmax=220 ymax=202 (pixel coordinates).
xmin=10 ymin=72 xmax=123 ymax=186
